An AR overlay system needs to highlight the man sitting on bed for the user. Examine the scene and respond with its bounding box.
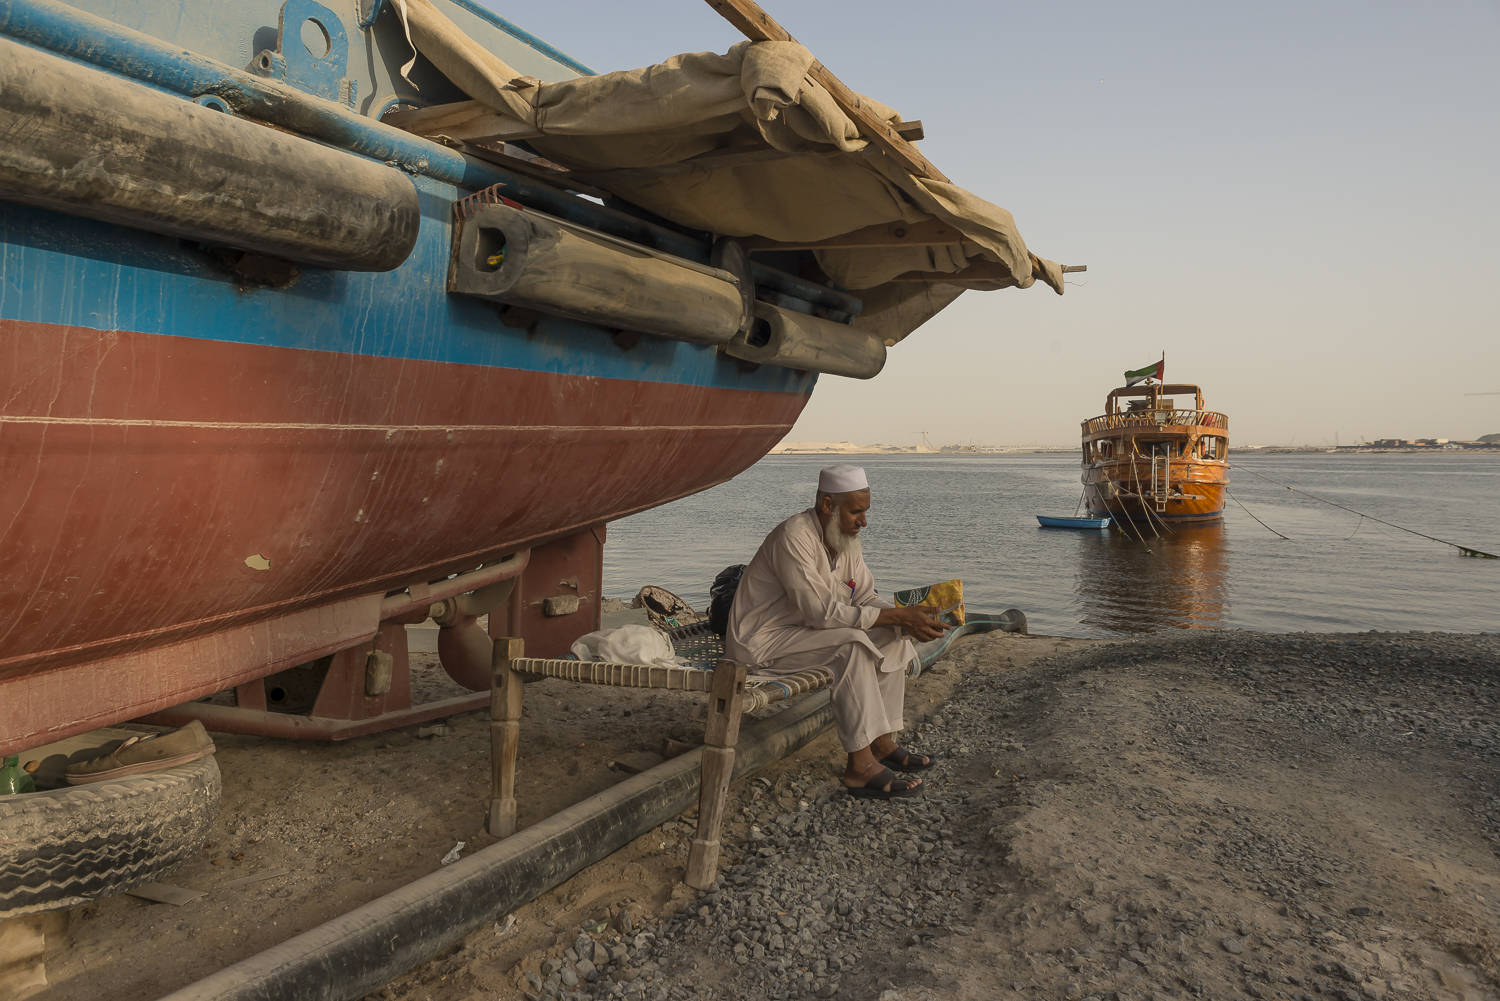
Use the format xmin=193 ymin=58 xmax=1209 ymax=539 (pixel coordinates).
xmin=725 ymin=464 xmax=949 ymax=798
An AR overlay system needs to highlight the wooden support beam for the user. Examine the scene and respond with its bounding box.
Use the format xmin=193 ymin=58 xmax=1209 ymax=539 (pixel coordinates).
xmin=382 ymin=100 xmax=543 ymax=143
xmin=488 ymin=637 xmax=525 ymax=838
xmin=569 ymin=145 xmax=810 ymax=184
xmin=380 ymin=99 xmax=487 ymax=132
xmin=888 ymin=259 xmax=1019 ymax=283
xmin=703 ymin=0 xmax=949 ymax=182
xmin=744 ymin=217 xmax=962 ymax=251
xmin=432 ymin=116 xmax=544 ymax=144
xmin=437 ymin=139 xmax=616 ymax=200
xmin=685 ymin=660 xmax=748 ymax=890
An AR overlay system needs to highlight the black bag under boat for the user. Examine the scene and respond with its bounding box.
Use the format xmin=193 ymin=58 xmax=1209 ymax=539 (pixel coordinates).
xmin=708 ymin=564 xmax=747 ymax=636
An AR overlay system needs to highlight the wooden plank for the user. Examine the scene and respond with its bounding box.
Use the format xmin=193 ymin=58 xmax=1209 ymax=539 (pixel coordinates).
xmin=809 ymin=65 xmax=948 ymax=181
xmin=702 ymin=0 xmax=949 ymax=182
xmin=383 ymin=100 xmax=543 ymax=144
xmin=888 ymin=259 xmax=1019 ymax=283
xmin=893 ymin=120 xmax=924 ymax=142
xmin=569 ymin=146 xmax=809 ymax=185
xmin=432 ymin=115 xmax=544 ymax=144
xmin=380 ymin=99 xmax=488 ymax=132
xmin=743 ymin=217 xmax=962 ymax=251
xmin=440 ymin=140 xmax=616 ymax=200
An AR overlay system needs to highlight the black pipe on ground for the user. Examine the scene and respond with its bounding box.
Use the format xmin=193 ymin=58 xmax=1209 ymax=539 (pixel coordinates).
xmin=158 ymin=692 xmax=834 ymax=1001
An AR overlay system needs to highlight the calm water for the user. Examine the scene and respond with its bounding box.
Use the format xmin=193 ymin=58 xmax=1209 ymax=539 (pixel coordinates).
xmin=601 ymin=454 xmax=1500 ymax=638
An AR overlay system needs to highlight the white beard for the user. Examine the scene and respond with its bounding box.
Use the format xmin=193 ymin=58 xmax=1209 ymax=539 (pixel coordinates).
xmin=824 ymin=515 xmax=862 ymax=561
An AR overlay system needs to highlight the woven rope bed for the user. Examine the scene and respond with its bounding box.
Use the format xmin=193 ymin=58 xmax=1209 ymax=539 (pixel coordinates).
xmin=487 ymin=622 xmax=836 ymax=891
xmin=487 ymin=609 xmax=1026 ymax=891
xmin=507 ymin=622 xmax=832 ymax=712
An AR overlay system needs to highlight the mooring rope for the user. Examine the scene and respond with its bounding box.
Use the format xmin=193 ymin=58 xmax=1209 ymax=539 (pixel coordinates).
xmin=1226 ymin=489 xmax=1290 ymax=540
xmin=1128 ymin=463 xmax=1163 ymax=539
xmin=1137 ymin=461 xmax=1177 ymax=536
xmin=1228 ymin=463 xmax=1497 ymax=559
xmin=1102 ymin=492 xmax=1154 ymax=553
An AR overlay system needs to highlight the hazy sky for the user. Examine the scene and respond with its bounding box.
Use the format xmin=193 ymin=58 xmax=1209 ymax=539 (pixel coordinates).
xmin=483 ymin=1 xmax=1499 ymax=447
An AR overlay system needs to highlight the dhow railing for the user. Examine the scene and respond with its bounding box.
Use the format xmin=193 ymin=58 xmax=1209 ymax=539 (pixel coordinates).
xmin=1083 ymin=410 xmax=1228 ymax=435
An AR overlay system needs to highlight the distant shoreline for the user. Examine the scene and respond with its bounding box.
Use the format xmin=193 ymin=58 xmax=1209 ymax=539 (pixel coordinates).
xmin=769 ymin=442 xmax=1500 ymax=456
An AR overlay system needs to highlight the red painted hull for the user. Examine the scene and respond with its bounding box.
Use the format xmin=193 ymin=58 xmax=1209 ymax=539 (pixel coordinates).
xmin=0 ymin=319 xmax=808 ymax=752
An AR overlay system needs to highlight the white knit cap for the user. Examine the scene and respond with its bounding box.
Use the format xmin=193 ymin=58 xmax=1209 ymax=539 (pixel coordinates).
xmin=818 ymin=464 xmax=869 ymax=493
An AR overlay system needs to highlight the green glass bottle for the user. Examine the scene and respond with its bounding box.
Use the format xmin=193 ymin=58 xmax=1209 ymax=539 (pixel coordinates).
xmin=0 ymin=754 xmax=36 ymax=795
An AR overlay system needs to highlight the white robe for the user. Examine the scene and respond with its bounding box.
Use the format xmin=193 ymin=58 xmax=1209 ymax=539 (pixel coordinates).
xmin=726 ymin=509 xmax=916 ymax=752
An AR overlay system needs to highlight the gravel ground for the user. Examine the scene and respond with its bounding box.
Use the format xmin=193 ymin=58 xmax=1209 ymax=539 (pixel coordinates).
xmin=426 ymin=629 xmax=1500 ymax=1001
xmin=36 ymin=629 xmax=1496 ymax=1001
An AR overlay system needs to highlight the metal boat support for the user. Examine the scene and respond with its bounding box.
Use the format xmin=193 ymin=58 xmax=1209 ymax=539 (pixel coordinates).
xmin=378 ymin=552 xmax=531 ymax=621
xmin=724 ymin=302 xmax=887 ymax=379
xmin=452 ymin=203 xmax=747 ymax=345
xmin=0 ymin=37 xmax=419 ymax=271
xmin=432 ymin=578 xmax=518 ymax=692
xmin=155 ymin=692 xmax=836 ymax=1001
xmin=386 ymin=551 xmax=532 ymax=692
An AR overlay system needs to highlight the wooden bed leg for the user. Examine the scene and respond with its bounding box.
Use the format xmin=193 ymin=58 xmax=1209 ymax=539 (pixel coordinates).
xmin=488 ymin=637 xmax=524 ymax=838
xmin=686 ymin=660 xmax=747 ymax=890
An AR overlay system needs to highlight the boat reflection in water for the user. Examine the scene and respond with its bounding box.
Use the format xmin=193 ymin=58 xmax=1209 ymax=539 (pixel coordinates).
xmin=1072 ymin=523 xmax=1229 ymax=633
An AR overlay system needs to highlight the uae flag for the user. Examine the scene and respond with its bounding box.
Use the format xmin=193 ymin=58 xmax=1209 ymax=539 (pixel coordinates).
xmin=1124 ymin=356 xmax=1164 ymax=386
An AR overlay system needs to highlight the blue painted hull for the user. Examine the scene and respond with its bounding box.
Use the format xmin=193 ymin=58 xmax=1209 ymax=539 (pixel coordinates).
xmin=1037 ymin=515 xmax=1111 ymax=529
xmin=0 ymin=0 xmax=821 ymax=749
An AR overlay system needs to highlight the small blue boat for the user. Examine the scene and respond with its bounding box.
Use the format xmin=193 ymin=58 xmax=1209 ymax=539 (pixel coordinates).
xmin=1038 ymin=515 xmax=1111 ymax=529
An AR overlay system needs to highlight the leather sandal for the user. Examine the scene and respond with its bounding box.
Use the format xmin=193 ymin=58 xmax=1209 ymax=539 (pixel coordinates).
xmin=844 ymin=766 xmax=924 ymax=799
xmin=881 ymin=746 xmax=935 ymax=772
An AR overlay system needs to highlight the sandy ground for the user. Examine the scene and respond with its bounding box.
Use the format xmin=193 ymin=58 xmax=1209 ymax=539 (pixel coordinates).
xmin=22 ymin=629 xmax=1500 ymax=1001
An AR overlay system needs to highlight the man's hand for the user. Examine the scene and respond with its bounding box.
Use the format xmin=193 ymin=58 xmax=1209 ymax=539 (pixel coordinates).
xmin=874 ymin=605 xmax=952 ymax=642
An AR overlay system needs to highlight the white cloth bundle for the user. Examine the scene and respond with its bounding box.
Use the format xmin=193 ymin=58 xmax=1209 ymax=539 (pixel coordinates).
xmin=570 ymin=625 xmax=679 ymax=669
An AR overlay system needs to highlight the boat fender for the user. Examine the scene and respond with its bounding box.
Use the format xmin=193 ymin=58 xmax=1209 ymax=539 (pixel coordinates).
xmin=722 ymin=302 xmax=887 ymax=380
xmin=0 ymin=38 xmax=419 ymax=272
xmin=451 ymin=203 xmax=745 ymax=345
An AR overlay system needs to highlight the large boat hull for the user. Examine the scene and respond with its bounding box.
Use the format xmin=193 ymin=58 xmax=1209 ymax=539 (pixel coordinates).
xmin=1 ymin=175 xmax=812 ymax=751
xmin=1083 ymin=460 xmax=1229 ymax=523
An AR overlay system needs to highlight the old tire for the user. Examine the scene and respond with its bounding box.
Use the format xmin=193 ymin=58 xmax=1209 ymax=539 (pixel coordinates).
xmin=0 ymin=755 xmax=221 ymax=919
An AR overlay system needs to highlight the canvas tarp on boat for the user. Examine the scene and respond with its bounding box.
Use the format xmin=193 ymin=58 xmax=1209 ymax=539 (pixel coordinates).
xmin=393 ymin=0 xmax=1065 ymax=341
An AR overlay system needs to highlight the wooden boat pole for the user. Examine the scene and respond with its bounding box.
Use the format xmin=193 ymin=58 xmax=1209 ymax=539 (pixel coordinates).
xmin=702 ymin=0 xmax=951 ymax=183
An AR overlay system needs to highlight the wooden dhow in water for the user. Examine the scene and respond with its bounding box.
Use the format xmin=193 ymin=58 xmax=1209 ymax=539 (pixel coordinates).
xmin=1081 ymin=382 xmax=1229 ymax=523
